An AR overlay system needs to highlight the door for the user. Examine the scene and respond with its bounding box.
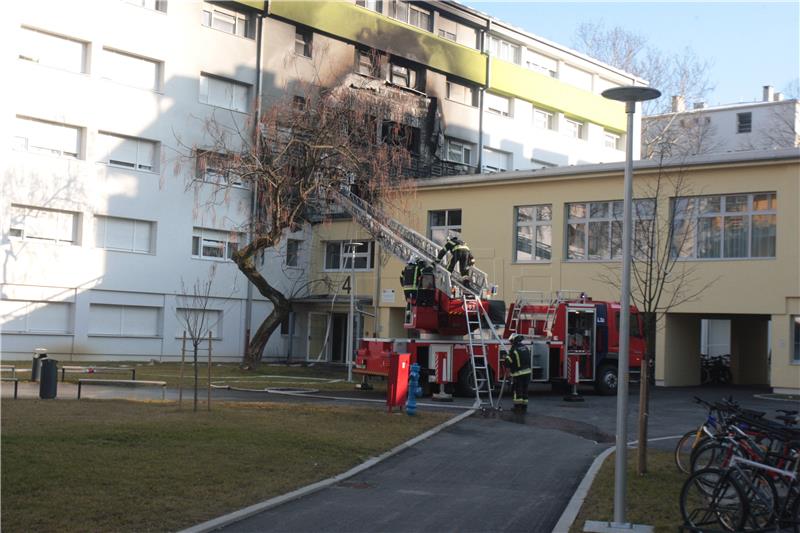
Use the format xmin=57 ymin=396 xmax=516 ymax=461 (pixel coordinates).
xmin=566 ymin=306 xmax=595 ymax=381
xmin=307 ymin=312 xmax=330 ymax=361
xmin=331 ymin=313 xmax=348 ymax=363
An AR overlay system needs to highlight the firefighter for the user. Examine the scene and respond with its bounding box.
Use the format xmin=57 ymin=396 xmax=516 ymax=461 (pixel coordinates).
xmin=436 ymin=234 xmax=475 ymax=286
xmin=400 ymin=256 xmax=421 ymax=300
xmin=502 ymin=333 xmax=532 ymax=414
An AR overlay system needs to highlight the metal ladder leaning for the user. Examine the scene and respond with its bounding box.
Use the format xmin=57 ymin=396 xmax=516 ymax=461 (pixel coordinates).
xmin=462 ymin=293 xmax=495 ymax=409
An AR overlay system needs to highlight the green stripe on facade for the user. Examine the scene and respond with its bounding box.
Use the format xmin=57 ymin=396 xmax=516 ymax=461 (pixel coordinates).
xmin=490 ymin=59 xmax=626 ymax=131
xmin=270 ymin=1 xmax=487 ymax=85
xmin=232 ymin=0 xmax=266 ymax=10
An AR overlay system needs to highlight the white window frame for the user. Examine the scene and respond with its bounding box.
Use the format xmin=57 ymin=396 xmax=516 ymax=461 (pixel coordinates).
xmin=604 ymin=130 xmax=621 ymax=150
xmin=485 ymin=92 xmax=512 ymax=117
xmin=8 ymin=204 xmax=80 ymax=245
xmin=481 ymin=147 xmax=511 ymax=173
xmin=14 ymin=116 xmax=82 ymax=159
xmin=438 ymin=28 xmax=456 ymax=41
xmin=191 ymin=228 xmax=242 ymax=261
xmin=19 ymin=26 xmax=87 ymax=74
xmin=488 ymin=36 xmax=521 ymax=64
xmin=446 ymin=79 xmax=477 ymax=107
xmin=201 ymin=3 xmax=254 ymax=39
xmin=88 ymin=304 xmax=162 ymax=338
xmin=0 ymin=300 xmax=73 ymax=334
xmin=566 ymin=199 xmax=655 ymax=261
xmin=295 ymin=27 xmax=312 ymax=58
xmin=324 ymin=241 xmax=374 ymax=271
xmin=389 ymin=62 xmax=417 ymax=89
xmin=565 ymin=118 xmax=585 ymax=140
xmin=533 ymin=108 xmax=555 ymax=130
xmin=195 ymin=150 xmax=245 ymax=188
xmin=199 ymin=73 xmax=250 ymax=113
xmin=428 ymin=209 xmax=461 ymax=246
xmin=525 ymin=49 xmax=557 ymax=78
xmin=671 ymin=192 xmax=777 ymax=260
xmin=514 ymin=204 xmax=552 ymax=263
xmin=355 ymin=0 xmax=383 ymax=13
xmin=388 ymin=1 xmax=432 ymax=32
xmin=445 ymin=138 xmax=473 ymax=165
xmin=94 ymin=215 xmax=155 ymax=254
xmin=101 ymin=47 xmax=162 ymax=91
xmin=99 ymin=132 xmax=158 ymax=172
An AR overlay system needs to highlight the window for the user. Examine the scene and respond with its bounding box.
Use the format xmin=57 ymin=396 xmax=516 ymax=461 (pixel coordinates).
xmin=566 ymin=199 xmax=655 ymax=261
xmin=381 ymin=121 xmax=420 ymax=153
xmin=324 ymin=241 xmax=374 ymax=270
xmin=192 ymin=228 xmax=242 ymax=260
xmin=14 ymin=116 xmax=81 ymax=158
xmin=438 ymin=29 xmax=456 ymax=41
xmin=565 ymin=118 xmax=585 ymax=139
xmin=101 ymin=48 xmax=161 ymax=91
xmin=446 ymin=79 xmax=478 ymax=107
xmin=9 ymin=204 xmax=79 ymax=245
xmin=355 ymin=0 xmax=383 ymax=13
xmin=485 ymin=92 xmax=511 ymax=117
xmin=357 ymin=49 xmax=380 ymax=77
xmin=175 ymin=308 xmax=221 ymax=338
xmin=737 ymin=112 xmax=752 ymax=134
xmin=98 ymin=132 xmax=157 ymax=171
xmin=199 ymin=74 xmax=249 ymax=113
xmin=488 ymin=36 xmax=521 ymax=64
xmin=201 ymin=3 xmax=254 ymax=38
xmin=388 ymin=1 xmax=431 ymax=31
xmin=292 ymin=95 xmax=306 ymax=111
xmin=794 ymin=316 xmax=800 ymax=362
xmin=195 ymin=150 xmax=244 ymax=187
xmin=560 ymin=64 xmax=593 ymax=91
xmin=428 ymin=209 xmax=461 ymax=245
xmin=525 ymin=49 xmax=557 ymax=78
xmin=88 ymin=304 xmax=161 ymax=337
xmin=0 ymin=300 xmax=72 ymax=334
xmin=95 ymin=215 xmax=154 ymax=254
xmin=533 ymin=108 xmax=554 ymax=130
xmin=445 ymin=138 xmax=474 ymax=165
xmin=280 ymin=312 xmax=294 ymax=335
xmin=388 ymin=61 xmax=420 ymax=90
xmin=124 ymin=0 xmax=167 ymax=12
xmin=286 ymin=239 xmax=301 ymax=267
xmin=671 ymin=193 xmax=777 ymax=259
xmin=482 ymin=147 xmax=511 ymax=173
xmin=604 ymin=131 xmax=621 ymax=150
xmin=295 ymin=27 xmax=312 ymax=58
xmin=19 ymin=27 xmax=87 ymax=73
xmin=515 ymin=205 xmax=552 ymax=262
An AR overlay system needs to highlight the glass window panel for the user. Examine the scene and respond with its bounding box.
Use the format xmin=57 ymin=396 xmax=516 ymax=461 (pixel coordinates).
xmin=725 ymin=195 xmax=748 ymax=212
xmin=671 ymin=218 xmax=694 ymax=258
xmin=516 ymin=207 xmax=533 ymax=223
xmin=569 ymin=204 xmax=586 ymax=219
xmin=696 ymin=216 xmax=721 ymax=258
xmin=106 ymin=217 xmax=134 ymax=250
xmin=516 ymin=225 xmax=532 ymax=261
xmin=448 ymin=210 xmax=462 ymax=226
xmin=588 ymin=221 xmax=610 ymax=260
xmin=698 ymin=197 xmax=720 ymax=214
xmin=723 ymin=216 xmax=748 ymax=258
xmin=192 ymin=236 xmax=200 ymax=255
xmin=536 ymin=225 xmax=551 ymax=260
xmin=750 ymin=214 xmax=776 ymax=257
xmin=325 ymin=243 xmax=340 ymax=269
xmin=202 ymin=239 xmax=224 ymax=258
xmin=635 ymin=199 xmax=656 ymax=219
xmin=429 ymin=211 xmax=446 ymax=227
xmin=537 ymin=205 xmax=552 ymax=221
xmin=590 ymin=202 xmax=608 ymax=219
xmin=752 ymin=193 xmax=776 ymax=211
xmin=211 ymin=10 xmax=236 ymax=33
xmin=137 ymin=140 xmax=156 ymax=170
xmin=567 ymin=223 xmax=586 ymax=260
xmin=611 ymin=220 xmax=623 ymax=259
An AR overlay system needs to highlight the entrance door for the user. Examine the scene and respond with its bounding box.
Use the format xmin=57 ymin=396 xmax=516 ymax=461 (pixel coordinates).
xmin=307 ymin=313 xmax=330 ymax=361
xmin=567 ymin=306 xmax=595 ymax=381
xmin=331 ymin=313 xmax=348 ymax=363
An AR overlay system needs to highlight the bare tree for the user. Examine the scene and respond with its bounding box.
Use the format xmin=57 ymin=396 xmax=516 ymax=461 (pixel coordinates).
xmin=596 ymin=154 xmax=718 ymax=474
xmin=189 ymin=75 xmax=418 ymax=369
xmin=574 ymin=22 xmax=716 ymax=157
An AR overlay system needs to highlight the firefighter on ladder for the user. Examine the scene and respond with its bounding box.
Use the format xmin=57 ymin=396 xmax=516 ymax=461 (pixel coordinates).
xmin=502 ymin=333 xmax=532 ymax=414
xmin=436 ymin=234 xmax=475 ymax=288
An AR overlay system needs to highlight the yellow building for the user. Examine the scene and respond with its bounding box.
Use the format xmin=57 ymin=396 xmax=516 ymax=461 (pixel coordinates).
xmin=304 ymin=148 xmax=800 ymax=394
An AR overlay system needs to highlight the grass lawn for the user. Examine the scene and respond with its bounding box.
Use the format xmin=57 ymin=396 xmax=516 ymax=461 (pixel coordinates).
xmin=1 ymin=399 xmax=449 ymax=532
xmin=3 ymin=361 xmax=386 ymax=393
xmin=570 ymin=449 xmax=685 ymax=532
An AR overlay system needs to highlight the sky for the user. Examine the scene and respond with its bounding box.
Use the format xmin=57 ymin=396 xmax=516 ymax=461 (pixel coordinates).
xmin=462 ymin=1 xmax=800 ymax=106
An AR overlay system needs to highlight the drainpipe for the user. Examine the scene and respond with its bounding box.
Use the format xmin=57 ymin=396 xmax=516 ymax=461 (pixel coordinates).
xmin=477 ymin=21 xmax=490 ymax=173
xmin=244 ymin=6 xmax=265 ymax=358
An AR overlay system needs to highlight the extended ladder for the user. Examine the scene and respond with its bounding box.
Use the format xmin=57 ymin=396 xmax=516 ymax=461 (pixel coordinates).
xmin=462 ymin=294 xmax=494 ymax=409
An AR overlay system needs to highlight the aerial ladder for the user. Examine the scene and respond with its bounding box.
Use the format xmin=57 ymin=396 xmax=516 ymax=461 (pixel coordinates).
xmin=328 ymin=186 xmax=508 ymax=409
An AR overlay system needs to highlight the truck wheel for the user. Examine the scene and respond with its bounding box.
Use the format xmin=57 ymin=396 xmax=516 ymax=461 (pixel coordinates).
xmin=456 ymin=363 xmax=494 ymax=397
xmin=595 ymin=364 xmax=618 ymax=396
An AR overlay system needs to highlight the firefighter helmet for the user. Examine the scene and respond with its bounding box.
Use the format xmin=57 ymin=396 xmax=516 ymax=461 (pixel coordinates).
xmin=509 ymin=333 xmax=523 ymax=345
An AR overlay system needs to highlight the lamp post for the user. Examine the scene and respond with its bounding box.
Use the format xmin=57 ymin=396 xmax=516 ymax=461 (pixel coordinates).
xmin=599 ymin=86 xmax=660 ymax=530
xmin=344 ymin=242 xmax=363 ymax=383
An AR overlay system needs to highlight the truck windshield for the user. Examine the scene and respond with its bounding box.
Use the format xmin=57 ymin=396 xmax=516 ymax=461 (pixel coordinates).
xmin=615 ymin=311 xmax=642 ymax=337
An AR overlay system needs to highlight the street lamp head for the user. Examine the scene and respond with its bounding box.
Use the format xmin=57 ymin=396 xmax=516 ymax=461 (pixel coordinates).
xmin=602 ymin=86 xmax=661 ymax=103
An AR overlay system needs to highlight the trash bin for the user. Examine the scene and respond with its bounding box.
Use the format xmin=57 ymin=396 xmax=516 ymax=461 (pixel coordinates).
xmin=39 ymin=358 xmax=58 ymax=399
xmin=31 ymin=348 xmax=48 ymax=382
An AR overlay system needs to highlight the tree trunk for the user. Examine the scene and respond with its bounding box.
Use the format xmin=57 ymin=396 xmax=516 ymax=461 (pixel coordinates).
xmin=193 ymin=343 xmax=199 ymax=413
xmin=636 ymin=312 xmax=657 ymax=475
xmin=234 ymin=253 xmax=292 ymax=369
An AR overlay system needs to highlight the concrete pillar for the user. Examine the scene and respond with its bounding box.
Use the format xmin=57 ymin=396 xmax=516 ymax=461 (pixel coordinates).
xmin=730 ymin=317 xmax=769 ymax=385
xmin=661 ymin=314 xmax=702 ymax=386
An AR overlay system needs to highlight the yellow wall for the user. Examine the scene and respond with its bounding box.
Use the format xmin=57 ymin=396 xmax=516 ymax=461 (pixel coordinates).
xmin=309 ymin=157 xmax=800 ymax=390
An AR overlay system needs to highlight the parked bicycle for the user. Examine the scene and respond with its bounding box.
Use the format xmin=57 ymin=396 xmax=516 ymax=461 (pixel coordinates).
xmin=701 ymin=354 xmax=732 ymax=385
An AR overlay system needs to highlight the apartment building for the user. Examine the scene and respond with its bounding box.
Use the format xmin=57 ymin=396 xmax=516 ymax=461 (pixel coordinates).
xmin=309 ymin=149 xmax=800 ymax=393
xmin=643 ymin=85 xmax=800 ymax=158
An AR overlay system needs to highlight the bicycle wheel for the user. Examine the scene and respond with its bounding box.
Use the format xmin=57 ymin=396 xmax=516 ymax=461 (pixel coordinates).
xmin=691 ymin=441 xmax=734 ymax=473
xmin=732 ymin=466 xmax=777 ymax=530
xmin=680 ymin=468 xmax=748 ymax=532
xmin=676 ymin=429 xmax=710 ymax=474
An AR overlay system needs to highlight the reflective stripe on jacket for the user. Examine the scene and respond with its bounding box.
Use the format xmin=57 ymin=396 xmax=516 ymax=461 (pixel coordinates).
xmin=504 ymin=346 xmax=532 ymax=376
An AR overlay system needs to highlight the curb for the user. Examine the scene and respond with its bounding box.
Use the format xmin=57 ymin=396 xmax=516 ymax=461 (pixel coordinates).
xmin=552 ymin=434 xmax=682 ymax=533
xmin=178 ymin=408 xmax=476 ymax=533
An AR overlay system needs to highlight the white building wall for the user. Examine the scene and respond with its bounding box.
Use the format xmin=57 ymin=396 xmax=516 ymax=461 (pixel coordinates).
xmin=2 ymin=0 xmax=302 ymax=362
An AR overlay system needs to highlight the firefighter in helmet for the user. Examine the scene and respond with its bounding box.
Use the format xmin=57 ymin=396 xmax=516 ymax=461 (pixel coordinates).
xmin=436 ymin=234 xmax=475 ymax=286
xmin=502 ymin=333 xmax=532 ymax=414
xmin=400 ymin=255 xmax=424 ymax=301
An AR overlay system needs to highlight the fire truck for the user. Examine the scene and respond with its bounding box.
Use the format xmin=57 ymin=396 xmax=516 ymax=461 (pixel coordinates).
xmin=331 ymin=187 xmax=644 ymax=407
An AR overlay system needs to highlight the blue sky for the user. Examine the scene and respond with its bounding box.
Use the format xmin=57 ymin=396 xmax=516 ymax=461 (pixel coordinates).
xmin=462 ymin=1 xmax=800 ymax=106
